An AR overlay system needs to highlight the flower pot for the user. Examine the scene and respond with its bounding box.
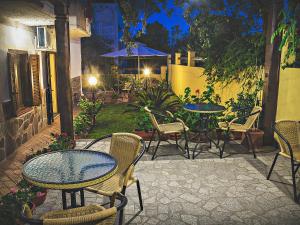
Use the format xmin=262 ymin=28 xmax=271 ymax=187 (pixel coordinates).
xmin=32 ymin=190 xmax=48 ymax=207
xmin=242 ymin=128 xmax=264 ymax=149
xmin=134 ymin=130 xmax=154 ymax=141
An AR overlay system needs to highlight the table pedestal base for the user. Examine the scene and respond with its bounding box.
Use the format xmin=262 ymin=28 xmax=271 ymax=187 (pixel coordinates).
xmin=62 ymin=189 xmax=85 ymax=209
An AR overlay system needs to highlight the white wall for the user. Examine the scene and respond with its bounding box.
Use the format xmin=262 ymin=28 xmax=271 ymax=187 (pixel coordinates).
xmin=70 ymin=38 xmax=82 ymax=79
xmin=0 ymin=22 xmax=36 ymax=102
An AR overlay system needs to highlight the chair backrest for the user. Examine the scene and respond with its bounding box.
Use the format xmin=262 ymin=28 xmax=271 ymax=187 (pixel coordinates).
xmin=144 ymin=106 xmax=160 ymax=130
xmin=22 ymin=193 xmax=127 ymax=225
xmin=110 ymin=133 xmax=142 ymax=175
xmin=43 ymin=206 xmax=117 ymax=225
xmin=274 ymin=120 xmax=300 ymax=157
xmin=243 ymin=106 xmax=262 ymax=129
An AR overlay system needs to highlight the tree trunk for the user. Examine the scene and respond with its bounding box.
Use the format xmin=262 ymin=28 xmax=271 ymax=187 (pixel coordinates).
xmin=54 ymin=1 xmax=74 ymax=139
xmin=261 ymin=0 xmax=283 ymax=145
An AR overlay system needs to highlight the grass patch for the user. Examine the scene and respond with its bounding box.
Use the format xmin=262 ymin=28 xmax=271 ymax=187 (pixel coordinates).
xmin=87 ymin=104 xmax=137 ymax=139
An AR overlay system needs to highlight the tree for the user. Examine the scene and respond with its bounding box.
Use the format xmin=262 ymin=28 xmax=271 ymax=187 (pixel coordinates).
xmin=137 ymin=22 xmax=170 ymax=52
xmin=183 ymin=0 xmax=265 ymax=88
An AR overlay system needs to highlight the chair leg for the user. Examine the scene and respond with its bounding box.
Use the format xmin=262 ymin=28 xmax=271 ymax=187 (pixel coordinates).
xmin=136 ymin=179 xmax=143 ymax=211
xmin=291 ymin=160 xmax=298 ymax=202
xmin=267 ymin=153 xmax=279 ymax=180
xmin=152 ymin=138 xmax=161 ymax=160
xmin=175 ymin=133 xmax=178 ymax=148
xmin=119 ymin=187 xmax=127 ymax=225
xmin=246 ymin=131 xmax=256 ymax=158
xmin=183 ymin=131 xmax=190 ymax=159
xmin=147 ymin=130 xmax=156 ymax=152
xmin=220 ymin=132 xmax=229 ymax=159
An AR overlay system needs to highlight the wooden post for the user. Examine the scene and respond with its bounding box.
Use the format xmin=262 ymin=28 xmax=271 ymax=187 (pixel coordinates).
xmin=54 ymin=1 xmax=74 ymax=138
xmin=175 ymin=53 xmax=181 ymax=65
xmin=261 ymin=0 xmax=282 ymax=145
xmin=188 ymin=51 xmax=195 ymax=67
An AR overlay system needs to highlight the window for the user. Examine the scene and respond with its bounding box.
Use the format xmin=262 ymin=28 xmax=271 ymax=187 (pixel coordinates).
xmin=7 ymin=50 xmax=41 ymax=116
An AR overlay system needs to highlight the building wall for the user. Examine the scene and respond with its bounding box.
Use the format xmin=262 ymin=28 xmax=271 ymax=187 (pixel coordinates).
xmin=170 ymin=63 xmax=300 ymax=122
xmin=0 ymin=21 xmax=49 ymax=161
xmin=70 ymin=38 xmax=82 ymax=100
xmin=0 ymin=22 xmax=36 ymax=102
xmin=169 ymin=64 xmax=243 ymax=105
xmin=276 ymin=68 xmax=300 ymax=121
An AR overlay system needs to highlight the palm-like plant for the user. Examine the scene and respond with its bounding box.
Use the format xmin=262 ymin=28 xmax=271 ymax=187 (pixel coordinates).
xmin=129 ymin=81 xmax=180 ymax=111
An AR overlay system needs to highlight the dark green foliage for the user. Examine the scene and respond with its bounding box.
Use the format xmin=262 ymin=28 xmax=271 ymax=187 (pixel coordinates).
xmin=183 ymin=0 xmax=265 ymax=87
xmin=137 ymin=22 xmax=170 ymax=52
xmin=272 ymin=6 xmax=300 ymax=68
xmin=225 ymin=79 xmax=263 ymax=123
xmin=135 ymin=108 xmax=153 ymax=131
xmin=48 ymin=133 xmax=75 ymax=151
xmin=74 ymin=98 xmax=102 ymax=135
xmin=129 ymin=81 xmax=181 ymax=111
xmin=0 ymin=179 xmax=46 ymax=225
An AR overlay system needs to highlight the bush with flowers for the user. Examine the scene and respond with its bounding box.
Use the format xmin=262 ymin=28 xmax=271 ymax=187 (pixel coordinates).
xmin=0 ymin=179 xmax=47 ymax=225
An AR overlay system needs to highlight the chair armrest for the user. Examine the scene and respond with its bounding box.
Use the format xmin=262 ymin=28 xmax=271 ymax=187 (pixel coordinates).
xmin=166 ymin=110 xmax=174 ymax=118
xmin=176 ymin=118 xmax=187 ymax=130
xmin=20 ymin=204 xmax=43 ymax=225
xmin=273 ymin=124 xmax=295 ymax=159
xmin=83 ymin=134 xmax=112 ymax=149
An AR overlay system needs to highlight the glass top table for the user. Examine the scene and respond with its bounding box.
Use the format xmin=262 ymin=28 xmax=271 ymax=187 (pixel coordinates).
xmin=183 ymin=103 xmax=226 ymax=159
xmin=22 ymin=150 xmax=118 ymax=190
xmin=184 ymin=103 xmax=226 ymax=114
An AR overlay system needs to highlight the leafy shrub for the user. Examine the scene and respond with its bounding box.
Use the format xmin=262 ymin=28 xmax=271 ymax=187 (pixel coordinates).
xmin=74 ymin=114 xmax=92 ymax=135
xmin=135 ymin=108 xmax=153 ymax=131
xmin=48 ymin=133 xmax=75 ymax=151
xmin=78 ymin=97 xmax=102 ymax=117
xmin=129 ymin=81 xmax=180 ymax=111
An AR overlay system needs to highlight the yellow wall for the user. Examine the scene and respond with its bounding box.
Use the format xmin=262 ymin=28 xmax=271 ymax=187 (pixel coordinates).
xmin=276 ymin=68 xmax=300 ymax=121
xmin=169 ymin=64 xmax=243 ymax=105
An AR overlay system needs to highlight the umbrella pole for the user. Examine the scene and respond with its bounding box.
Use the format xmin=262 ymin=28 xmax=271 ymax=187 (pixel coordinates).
xmin=138 ymin=56 xmax=140 ymax=80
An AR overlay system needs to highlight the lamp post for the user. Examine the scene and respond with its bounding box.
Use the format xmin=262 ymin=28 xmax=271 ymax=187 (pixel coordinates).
xmin=88 ymin=76 xmax=98 ymax=126
xmin=143 ymin=67 xmax=151 ymax=90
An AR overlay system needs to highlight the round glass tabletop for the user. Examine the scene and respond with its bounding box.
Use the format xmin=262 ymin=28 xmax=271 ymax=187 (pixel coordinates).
xmin=22 ymin=150 xmax=117 ymax=190
xmin=184 ymin=103 xmax=225 ymax=114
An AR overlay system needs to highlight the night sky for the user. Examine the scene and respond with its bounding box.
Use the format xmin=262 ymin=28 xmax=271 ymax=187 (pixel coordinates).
xmin=147 ymin=0 xmax=189 ymax=35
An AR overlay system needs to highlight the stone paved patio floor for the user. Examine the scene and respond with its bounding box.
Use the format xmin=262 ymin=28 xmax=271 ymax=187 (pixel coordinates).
xmin=33 ymin=139 xmax=300 ymax=225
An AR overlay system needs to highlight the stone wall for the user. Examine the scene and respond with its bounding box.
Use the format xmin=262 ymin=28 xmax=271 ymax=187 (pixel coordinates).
xmin=0 ymin=105 xmax=47 ymax=161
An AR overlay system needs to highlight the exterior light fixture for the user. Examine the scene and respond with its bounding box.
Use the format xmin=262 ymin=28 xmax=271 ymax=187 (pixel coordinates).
xmin=143 ymin=67 xmax=151 ymax=76
xmin=88 ymin=76 xmax=98 ymax=87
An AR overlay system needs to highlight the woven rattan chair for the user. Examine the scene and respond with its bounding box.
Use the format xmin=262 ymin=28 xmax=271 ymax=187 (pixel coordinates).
xmin=84 ymin=133 xmax=145 ymax=224
xmin=267 ymin=120 xmax=300 ymax=202
xmin=144 ymin=106 xmax=190 ymax=160
xmin=218 ymin=106 xmax=262 ymax=158
xmin=21 ymin=193 xmax=127 ymax=225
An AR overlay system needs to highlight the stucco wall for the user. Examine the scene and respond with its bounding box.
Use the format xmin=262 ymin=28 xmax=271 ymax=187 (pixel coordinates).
xmin=70 ymin=38 xmax=82 ymax=98
xmin=0 ymin=22 xmax=36 ymax=102
xmin=169 ymin=64 xmax=243 ymax=105
xmin=276 ymin=68 xmax=300 ymax=121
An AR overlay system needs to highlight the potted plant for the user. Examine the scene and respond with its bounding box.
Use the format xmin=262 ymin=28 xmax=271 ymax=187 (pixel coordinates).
xmin=134 ymin=108 xmax=154 ymax=141
xmin=0 ymin=179 xmax=47 ymax=225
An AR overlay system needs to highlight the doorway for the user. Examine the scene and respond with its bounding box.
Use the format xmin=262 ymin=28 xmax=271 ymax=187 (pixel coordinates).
xmin=44 ymin=52 xmax=58 ymax=124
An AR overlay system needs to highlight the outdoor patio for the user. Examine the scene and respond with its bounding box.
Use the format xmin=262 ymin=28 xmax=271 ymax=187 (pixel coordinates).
xmin=32 ymin=140 xmax=300 ymax=225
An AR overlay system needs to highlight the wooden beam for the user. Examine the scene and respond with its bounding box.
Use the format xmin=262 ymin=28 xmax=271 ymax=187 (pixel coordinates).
xmin=261 ymin=0 xmax=283 ymax=145
xmin=54 ymin=1 xmax=74 ymax=138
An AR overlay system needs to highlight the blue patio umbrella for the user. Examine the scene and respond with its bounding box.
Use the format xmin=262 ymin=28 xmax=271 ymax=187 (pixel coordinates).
xmin=101 ymin=43 xmax=168 ymax=77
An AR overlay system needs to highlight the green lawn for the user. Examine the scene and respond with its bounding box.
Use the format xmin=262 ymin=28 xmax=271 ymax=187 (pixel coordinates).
xmin=87 ymin=104 xmax=138 ymax=139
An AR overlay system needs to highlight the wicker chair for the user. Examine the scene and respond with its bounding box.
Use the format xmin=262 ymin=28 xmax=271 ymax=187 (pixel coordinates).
xmin=84 ymin=133 xmax=146 ymax=224
xmin=218 ymin=106 xmax=262 ymax=158
xmin=267 ymin=120 xmax=300 ymax=202
xmin=21 ymin=193 xmax=127 ymax=225
xmin=144 ymin=106 xmax=190 ymax=160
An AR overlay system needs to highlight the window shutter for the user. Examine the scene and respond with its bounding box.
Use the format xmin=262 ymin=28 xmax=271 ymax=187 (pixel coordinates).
xmin=7 ymin=53 xmax=17 ymax=116
xmin=29 ymin=55 xmax=41 ymax=106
